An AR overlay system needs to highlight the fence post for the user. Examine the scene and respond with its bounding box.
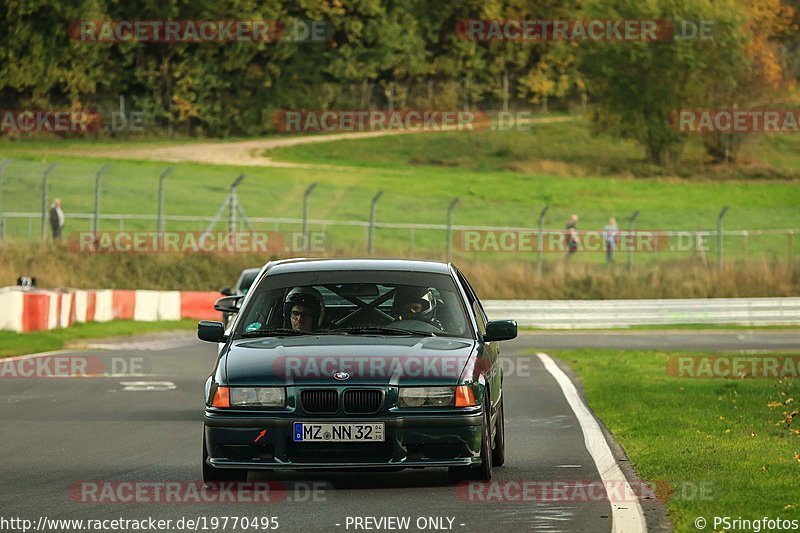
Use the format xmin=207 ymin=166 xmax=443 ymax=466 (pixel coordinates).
xmin=717 ymin=206 xmax=729 ymax=271
xmin=0 ymin=159 xmax=11 ymax=242
xmin=302 ymin=183 xmax=317 ymax=251
xmin=41 ymin=162 xmax=59 ymax=241
xmin=368 ymin=190 xmax=383 ymax=254
xmin=229 ymin=174 xmax=245 ymax=240
xmin=537 ymin=205 xmax=549 ymax=275
xmin=627 ymin=210 xmax=640 ymax=273
xmin=93 ymin=164 xmax=110 ymax=234
xmin=446 ymin=197 xmax=460 ymax=262
xmin=157 ymin=167 xmax=174 ymax=234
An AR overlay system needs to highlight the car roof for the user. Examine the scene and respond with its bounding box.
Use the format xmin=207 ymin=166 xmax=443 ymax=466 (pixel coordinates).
xmin=263 ymin=258 xmax=453 ymax=275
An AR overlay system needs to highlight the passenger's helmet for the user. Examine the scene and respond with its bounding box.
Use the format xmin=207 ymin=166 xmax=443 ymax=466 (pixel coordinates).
xmin=391 ymin=286 xmax=437 ymax=321
xmin=284 ymin=287 xmax=326 ymax=328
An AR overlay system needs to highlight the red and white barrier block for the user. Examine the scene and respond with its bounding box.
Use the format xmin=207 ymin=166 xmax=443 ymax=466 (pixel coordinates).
xmin=0 ymin=289 xmax=24 ymax=332
xmin=0 ymin=287 xmax=221 ymax=333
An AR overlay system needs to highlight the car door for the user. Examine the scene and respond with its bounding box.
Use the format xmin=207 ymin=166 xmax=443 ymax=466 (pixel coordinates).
xmin=455 ymin=269 xmax=502 ymax=413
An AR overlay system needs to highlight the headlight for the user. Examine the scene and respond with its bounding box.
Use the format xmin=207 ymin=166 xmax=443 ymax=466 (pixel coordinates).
xmin=229 ymin=387 xmax=285 ymax=407
xmin=398 ymin=386 xmax=455 ymax=408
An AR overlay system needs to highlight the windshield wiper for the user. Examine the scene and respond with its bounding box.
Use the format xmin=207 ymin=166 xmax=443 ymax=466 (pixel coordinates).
xmin=329 ymin=326 xmax=435 ymax=337
xmin=241 ymin=328 xmax=318 ymax=338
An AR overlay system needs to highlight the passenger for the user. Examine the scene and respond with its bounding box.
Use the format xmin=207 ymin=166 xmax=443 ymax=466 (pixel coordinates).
xmin=391 ymin=286 xmax=443 ymax=329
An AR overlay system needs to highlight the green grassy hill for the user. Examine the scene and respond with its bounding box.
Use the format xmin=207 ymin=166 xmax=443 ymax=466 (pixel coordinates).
xmin=1 ymin=117 xmax=798 ymax=265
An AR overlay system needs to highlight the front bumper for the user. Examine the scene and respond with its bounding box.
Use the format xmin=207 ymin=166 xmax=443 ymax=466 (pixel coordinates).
xmin=204 ymin=409 xmax=484 ymax=470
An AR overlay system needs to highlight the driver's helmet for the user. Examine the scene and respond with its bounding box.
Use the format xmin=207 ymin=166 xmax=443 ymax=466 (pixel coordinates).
xmin=283 ymin=287 xmax=326 ymax=329
xmin=391 ymin=286 xmax=437 ymax=321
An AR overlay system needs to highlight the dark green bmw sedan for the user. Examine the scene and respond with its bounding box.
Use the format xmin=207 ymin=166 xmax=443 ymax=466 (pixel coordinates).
xmin=198 ymin=258 xmax=517 ymax=484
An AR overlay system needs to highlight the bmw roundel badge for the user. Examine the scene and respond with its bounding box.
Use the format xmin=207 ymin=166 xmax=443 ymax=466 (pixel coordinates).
xmin=333 ymin=371 xmax=350 ymax=381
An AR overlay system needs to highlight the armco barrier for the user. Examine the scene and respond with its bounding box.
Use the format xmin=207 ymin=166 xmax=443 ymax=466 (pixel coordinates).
xmin=3 ymin=288 xmax=798 ymax=332
xmin=483 ymin=298 xmax=800 ymax=328
xmin=0 ymin=287 xmax=222 ymax=333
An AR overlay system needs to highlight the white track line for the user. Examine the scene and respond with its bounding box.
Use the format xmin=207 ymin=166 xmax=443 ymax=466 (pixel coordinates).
xmin=536 ymin=352 xmax=647 ymax=533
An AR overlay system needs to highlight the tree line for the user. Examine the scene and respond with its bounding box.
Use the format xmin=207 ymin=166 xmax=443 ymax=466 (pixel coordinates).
xmin=1 ymin=0 xmax=797 ymax=166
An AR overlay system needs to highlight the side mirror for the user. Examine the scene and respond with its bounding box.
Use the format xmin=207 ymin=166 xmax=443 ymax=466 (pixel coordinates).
xmin=483 ymin=320 xmax=518 ymax=342
xmin=198 ymin=320 xmax=227 ymax=343
xmin=214 ymin=295 xmax=242 ymax=313
xmin=219 ymin=287 xmax=234 ymax=296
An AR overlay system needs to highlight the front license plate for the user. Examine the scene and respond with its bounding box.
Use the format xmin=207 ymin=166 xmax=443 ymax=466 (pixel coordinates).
xmin=293 ymin=422 xmax=385 ymax=442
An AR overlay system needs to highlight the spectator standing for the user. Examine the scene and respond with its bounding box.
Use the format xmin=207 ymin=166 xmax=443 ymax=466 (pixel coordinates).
xmin=603 ymin=217 xmax=619 ymax=263
xmin=565 ymin=214 xmax=579 ymax=258
xmin=49 ymin=198 xmax=65 ymax=240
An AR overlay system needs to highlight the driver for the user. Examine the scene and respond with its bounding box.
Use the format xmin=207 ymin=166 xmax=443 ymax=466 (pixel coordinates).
xmin=284 ymin=287 xmax=326 ymax=331
xmin=391 ymin=286 xmax=443 ymax=329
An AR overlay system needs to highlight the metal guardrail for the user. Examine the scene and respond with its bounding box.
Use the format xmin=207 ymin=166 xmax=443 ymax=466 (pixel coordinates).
xmin=483 ymin=298 xmax=800 ymax=328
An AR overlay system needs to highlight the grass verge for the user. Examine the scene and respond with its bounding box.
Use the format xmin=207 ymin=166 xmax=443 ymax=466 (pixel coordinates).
xmin=0 ymin=120 xmax=798 ymax=241
xmin=2 ymin=244 xmax=799 ymax=298
xmin=546 ymin=349 xmax=800 ymax=530
xmin=268 ymin=117 xmax=800 ymax=180
xmin=0 ymin=319 xmax=197 ymax=358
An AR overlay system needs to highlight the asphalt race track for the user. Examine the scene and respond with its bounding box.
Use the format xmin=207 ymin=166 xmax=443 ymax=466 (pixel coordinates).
xmin=2 ymin=330 xmax=798 ymax=533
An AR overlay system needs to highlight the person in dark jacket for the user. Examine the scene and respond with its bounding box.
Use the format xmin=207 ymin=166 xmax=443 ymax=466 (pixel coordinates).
xmin=49 ymin=198 xmax=65 ymax=240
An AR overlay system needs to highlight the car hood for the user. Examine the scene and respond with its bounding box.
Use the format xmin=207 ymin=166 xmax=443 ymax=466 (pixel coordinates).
xmin=223 ymin=335 xmax=477 ymax=386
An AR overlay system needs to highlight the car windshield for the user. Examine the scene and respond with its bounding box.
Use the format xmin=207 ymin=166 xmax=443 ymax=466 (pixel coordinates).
xmin=233 ymin=270 xmax=472 ymax=339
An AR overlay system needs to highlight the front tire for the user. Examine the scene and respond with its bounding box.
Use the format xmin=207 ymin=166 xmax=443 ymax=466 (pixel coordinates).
xmin=202 ymin=436 xmax=248 ymax=485
xmin=491 ymin=396 xmax=506 ymax=467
